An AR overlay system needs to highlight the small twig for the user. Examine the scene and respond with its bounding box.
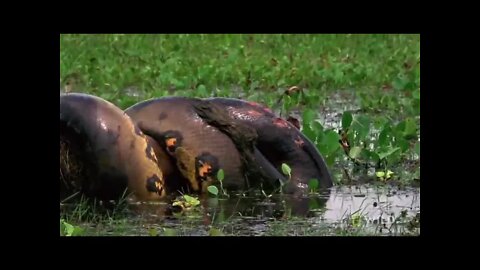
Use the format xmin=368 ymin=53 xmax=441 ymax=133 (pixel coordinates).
xmin=61 ymin=191 xmax=80 ymax=204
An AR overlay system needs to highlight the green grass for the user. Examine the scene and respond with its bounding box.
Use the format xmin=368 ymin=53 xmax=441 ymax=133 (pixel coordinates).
xmin=60 ymin=33 xmax=420 ymax=190
xmin=60 ymin=34 xmax=419 ymax=104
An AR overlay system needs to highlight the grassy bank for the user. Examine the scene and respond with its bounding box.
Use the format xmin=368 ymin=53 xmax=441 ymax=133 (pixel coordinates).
xmin=60 ymin=34 xmax=419 ymax=101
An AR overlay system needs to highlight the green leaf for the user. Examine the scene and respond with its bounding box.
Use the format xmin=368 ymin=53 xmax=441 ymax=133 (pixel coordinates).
xmin=378 ymin=125 xmax=392 ymax=147
xmin=217 ymin=169 xmax=224 ymax=182
xmin=302 ymin=109 xmax=316 ymax=126
xmin=403 ymin=118 xmax=417 ymax=139
xmin=351 ymin=115 xmax=370 ymax=141
xmin=362 ymin=149 xmax=380 ymax=163
xmin=373 ymin=116 xmax=389 ymax=129
xmin=349 ymin=146 xmax=362 ymax=159
xmin=325 ymin=152 xmax=338 ymax=167
xmin=377 ymin=147 xmax=401 ymax=160
xmin=281 ymin=163 xmax=292 ymax=177
xmin=207 ymin=185 xmax=219 ymax=196
xmin=398 ymin=137 xmax=410 ymax=152
xmin=312 ymin=121 xmax=324 ymax=133
xmin=302 ymin=125 xmax=316 ymax=142
xmin=395 ymin=119 xmax=417 ymax=140
xmin=376 ymin=171 xmax=385 ymax=178
xmin=183 ymin=195 xmax=200 ymax=206
xmin=342 ymin=111 xmax=353 ymax=129
xmin=322 ymin=130 xmax=341 ymax=154
xmin=62 ymin=221 xmax=75 ymax=236
xmin=395 ymin=120 xmax=406 ymax=134
xmin=308 ymin=179 xmax=319 ymax=191
xmin=414 ymin=141 xmax=420 ymax=156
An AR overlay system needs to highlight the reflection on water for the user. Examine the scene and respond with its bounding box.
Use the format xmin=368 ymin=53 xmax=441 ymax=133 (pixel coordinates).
xmin=124 ymin=184 xmax=420 ymax=236
xmin=324 ymin=185 xmax=419 ymax=223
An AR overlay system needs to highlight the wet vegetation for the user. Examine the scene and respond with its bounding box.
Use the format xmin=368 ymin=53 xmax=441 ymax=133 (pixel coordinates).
xmin=60 ymin=34 xmax=420 ymax=236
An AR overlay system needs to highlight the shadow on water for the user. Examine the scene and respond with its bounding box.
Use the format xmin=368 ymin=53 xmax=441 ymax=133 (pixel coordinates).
xmin=92 ymin=184 xmax=419 ymax=236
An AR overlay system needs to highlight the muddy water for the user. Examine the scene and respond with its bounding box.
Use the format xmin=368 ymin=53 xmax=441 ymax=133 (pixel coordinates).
xmin=79 ymin=184 xmax=419 ymax=236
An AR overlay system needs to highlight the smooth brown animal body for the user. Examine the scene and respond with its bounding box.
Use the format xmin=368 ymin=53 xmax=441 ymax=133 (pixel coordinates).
xmin=60 ymin=94 xmax=333 ymax=202
xmin=206 ymin=98 xmax=334 ymax=191
xmin=125 ymin=97 xmax=257 ymax=192
xmin=60 ymin=93 xmax=166 ymax=202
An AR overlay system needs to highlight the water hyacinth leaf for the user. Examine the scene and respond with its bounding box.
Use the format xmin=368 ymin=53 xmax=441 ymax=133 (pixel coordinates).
xmin=207 ymin=185 xmax=219 ymax=196
xmin=217 ymin=169 xmax=224 ymax=182
xmin=312 ymin=120 xmax=324 ymax=133
xmin=403 ymin=118 xmax=417 ymax=139
xmin=342 ymin=111 xmax=353 ymax=129
xmin=386 ymin=150 xmax=402 ymax=165
xmin=377 ymin=147 xmax=401 ymax=160
xmin=322 ymin=130 xmax=341 ymax=154
xmin=302 ymin=125 xmax=317 ymax=142
xmin=351 ymin=115 xmax=370 ymax=141
xmin=63 ymin=221 xmax=74 ymax=236
xmin=362 ymin=149 xmax=380 ymax=163
xmin=347 ymin=131 xmax=355 ymax=147
xmin=325 ymin=152 xmax=338 ymax=167
xmin=397 ymin=137 xmax=410 ymax=152
xmin=183 ymin=195 xmax=200 ymax=206
xmin=395 ymin=120 xmax=406 ymax=136
xmin=281 ymin=163 xmax=292 ymax=177
xmin=373 ymin=116 xmax=389 ymax=129
xmin=378 ymin=126 xmax=392 ymax=147
xmin=349 ymin=146 xmax=362 ymax=159
xmin=302 ymin=109 xmax=316 ymax=129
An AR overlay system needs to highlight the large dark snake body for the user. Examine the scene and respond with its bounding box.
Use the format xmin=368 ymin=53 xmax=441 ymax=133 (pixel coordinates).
xmin=60 ymin=93 xmax=333 ymax=202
